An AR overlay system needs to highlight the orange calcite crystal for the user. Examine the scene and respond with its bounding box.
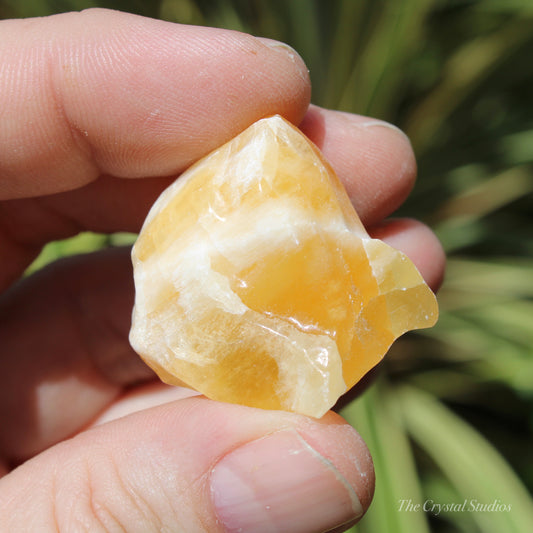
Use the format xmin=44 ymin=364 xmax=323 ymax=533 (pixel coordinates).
xmin=130 ymin=115 xmax=438 ymax=417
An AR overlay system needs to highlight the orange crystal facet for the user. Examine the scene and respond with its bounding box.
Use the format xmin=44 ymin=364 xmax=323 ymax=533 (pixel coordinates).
xmin=129 ymin=115 xmax=438 ymax=417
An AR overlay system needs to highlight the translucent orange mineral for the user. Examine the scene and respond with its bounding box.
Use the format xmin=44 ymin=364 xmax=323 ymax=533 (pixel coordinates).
xmin=129 ymin=115 xmax=438 ymax=417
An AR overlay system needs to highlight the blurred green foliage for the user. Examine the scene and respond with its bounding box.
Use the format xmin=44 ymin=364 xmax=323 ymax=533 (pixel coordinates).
xmin=2 ymin=1 xmax=532 ymax=531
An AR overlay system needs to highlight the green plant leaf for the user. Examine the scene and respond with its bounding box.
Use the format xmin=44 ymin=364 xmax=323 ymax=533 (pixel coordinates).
xmin=398 ymin=385 xmax=533 ymax=533
xmin=341 ymin=380 xmax=430 ymax=533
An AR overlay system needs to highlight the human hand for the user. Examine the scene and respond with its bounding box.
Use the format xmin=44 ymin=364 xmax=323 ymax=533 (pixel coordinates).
xmin=0 ymin=8 xmax=445 ymax=532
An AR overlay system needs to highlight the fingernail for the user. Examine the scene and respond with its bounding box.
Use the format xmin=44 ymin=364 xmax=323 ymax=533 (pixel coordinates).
xmin=210 ymin=429 xmax=363 ymax=533
xmin=357 ymin=119 xmax=412 ymax=142
xmin=256 ymin=37 xmax=310 ymax=79
xmin=256 ymin=37 xmax=298 ymax=55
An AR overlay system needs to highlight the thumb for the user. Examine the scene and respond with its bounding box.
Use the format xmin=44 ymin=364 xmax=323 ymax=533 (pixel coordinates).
xmin=0 ymin=393 xmax=374 ymax=532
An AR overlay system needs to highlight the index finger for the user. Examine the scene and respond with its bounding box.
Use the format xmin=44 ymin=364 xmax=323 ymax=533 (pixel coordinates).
xmin=0 ymin=8 xmax=310 ymax=199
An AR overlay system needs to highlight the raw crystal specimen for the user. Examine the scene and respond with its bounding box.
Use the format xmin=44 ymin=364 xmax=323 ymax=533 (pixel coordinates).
xmin=130 ymin=115 xmax=438 ymax=418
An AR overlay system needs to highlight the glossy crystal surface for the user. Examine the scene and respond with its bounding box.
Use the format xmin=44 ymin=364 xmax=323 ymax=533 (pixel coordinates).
xmin=130 ymin=115 xmax=438 ymax=417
